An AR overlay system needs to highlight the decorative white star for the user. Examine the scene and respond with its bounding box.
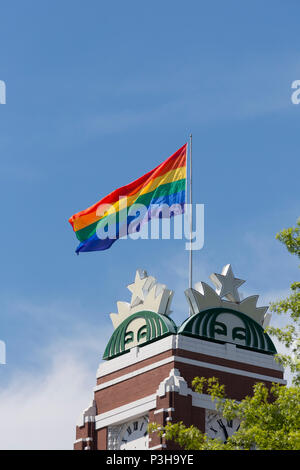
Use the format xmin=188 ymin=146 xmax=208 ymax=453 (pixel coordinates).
xmin=209 ymin=264 xmax=245 ymax=303
xmin=127 ymin=269 xmax=156 ymax=307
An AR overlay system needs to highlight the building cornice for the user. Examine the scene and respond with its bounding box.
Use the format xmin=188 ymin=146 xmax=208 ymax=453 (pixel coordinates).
xmin=97 ymin=334 xmax=284 ymax=381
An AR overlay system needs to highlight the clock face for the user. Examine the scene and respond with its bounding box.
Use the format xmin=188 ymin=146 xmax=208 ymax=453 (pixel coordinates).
xmin=205 ymin=410 xmax=240 ymax=443
xmin=118 ymin=415 xmax=149 ymax=450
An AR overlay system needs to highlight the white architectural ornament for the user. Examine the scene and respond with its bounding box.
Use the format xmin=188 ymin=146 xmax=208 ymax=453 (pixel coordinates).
xmin=157 ymin=368 xmax=190 ymax=397
xmin=127 ymin=269 xmax=156 ymax=308
xmin=210 ymin=264 xmax=245 ymax=302
xmin=77 ymin=399 xmax=97 ymax=427
xmin=109 ymin=269 xmax=174 ymax=329
xmin=186 ymin=264 xmax=270 ymax=327
xmin=107 ymin=425 xmax=122 ymax=450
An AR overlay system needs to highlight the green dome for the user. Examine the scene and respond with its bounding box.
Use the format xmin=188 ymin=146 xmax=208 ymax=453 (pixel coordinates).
xmin=178 ymin=307 xmax=277 ymax=355
xmin=103 ymin=310 xmax=177 ymax=360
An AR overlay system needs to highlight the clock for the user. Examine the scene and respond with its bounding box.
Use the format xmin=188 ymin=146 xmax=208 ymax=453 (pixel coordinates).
xmin=108 ymin=415 xmax=149 ymax=450
xmin=205 ymin=410 xmax=240 ymax=443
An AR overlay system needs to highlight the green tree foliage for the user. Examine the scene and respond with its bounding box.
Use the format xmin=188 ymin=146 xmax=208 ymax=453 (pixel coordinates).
xmin=267 ymin=218 xmax=300 ymax=385
xmin=149 ymin=377 xmax=300 ymax=450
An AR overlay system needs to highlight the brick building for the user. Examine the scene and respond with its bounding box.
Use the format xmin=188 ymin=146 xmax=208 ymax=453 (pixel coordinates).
xmin=74 ymin=266 xmax=285 ymax=450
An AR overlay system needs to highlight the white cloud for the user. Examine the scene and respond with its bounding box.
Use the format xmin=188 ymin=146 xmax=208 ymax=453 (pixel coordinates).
xmin=0 ymin=326 xmax=108 ymax=450
xmin=80 ymin=53 xmax=297 ymax=136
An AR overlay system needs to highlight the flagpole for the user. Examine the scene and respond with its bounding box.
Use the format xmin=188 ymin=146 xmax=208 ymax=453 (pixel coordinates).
xmin=189 ymin=133 xmax=193 ymax=295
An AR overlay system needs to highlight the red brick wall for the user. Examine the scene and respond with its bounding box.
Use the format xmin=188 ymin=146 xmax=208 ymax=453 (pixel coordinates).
xmin=175 ymin=361 xmax=273 ymax=401
xmin=95 ymin=363 xmax=174 ymax=413
xmin=97 ymin=350 xmax=174 ymax=385
xmin=176 ymin=348 xmax=283 ymax=379
xmin=96 ymin=427 xmax=107 ymax=450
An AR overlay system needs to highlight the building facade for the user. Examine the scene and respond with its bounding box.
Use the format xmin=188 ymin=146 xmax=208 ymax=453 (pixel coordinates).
xmin=74 ymin=266 xmax=285 ymax=450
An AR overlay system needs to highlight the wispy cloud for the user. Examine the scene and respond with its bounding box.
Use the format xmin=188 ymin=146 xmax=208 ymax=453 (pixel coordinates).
xmin=0 ymin=325 xmax=107 ymax=450
xmin=81 ymin=53 xmax=296 ymax=136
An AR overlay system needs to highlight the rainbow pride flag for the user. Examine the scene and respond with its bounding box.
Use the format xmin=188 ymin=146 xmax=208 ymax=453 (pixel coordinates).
xmin=69 ymin=144 xmax=187 ymax=254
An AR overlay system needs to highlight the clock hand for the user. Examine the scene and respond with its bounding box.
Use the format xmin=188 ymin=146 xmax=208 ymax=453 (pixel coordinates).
xmin=210 ymin=427 xmax=218 ymax=434
xmin=217 ymin=419 xmax=229 ymax=441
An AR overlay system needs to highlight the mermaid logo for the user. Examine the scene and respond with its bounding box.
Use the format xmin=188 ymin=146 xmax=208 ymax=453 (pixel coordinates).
xmin=103 ymin=269 xmax=176 ymax=360
xmin=182 ymin=265 xmax=276 ymax=354
xmin=103 ymin=311 xmax=177 ymax=360
xmin=103 ymin=266 xmax=277 ymax=360
xmin=178 ymin=307 xmax=276 ymax=354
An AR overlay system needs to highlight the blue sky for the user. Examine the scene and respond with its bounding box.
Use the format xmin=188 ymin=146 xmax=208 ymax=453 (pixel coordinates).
xmin=0 ymin=0 xmax=299 ymax=449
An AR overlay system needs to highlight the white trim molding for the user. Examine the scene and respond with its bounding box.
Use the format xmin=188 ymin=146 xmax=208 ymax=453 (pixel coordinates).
xmin=154 ymin=407 xmax=175 ymax=415
xmin=97 ymin=336 xmax=177 ymax=378
xmin=95 ymin=354 xmax=285 ymax=393
xmin=96 ymin=334 xmax=284 ymax=382
xmin=174 ymin=355 xmax=286 ymax=385
xmin=94 ymin=356 xmax=174 ymax=392
xmin=74 ymin=437 xmax=93 ymax=444
xmin=95 ymin=394 xmax=156 ymax=430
